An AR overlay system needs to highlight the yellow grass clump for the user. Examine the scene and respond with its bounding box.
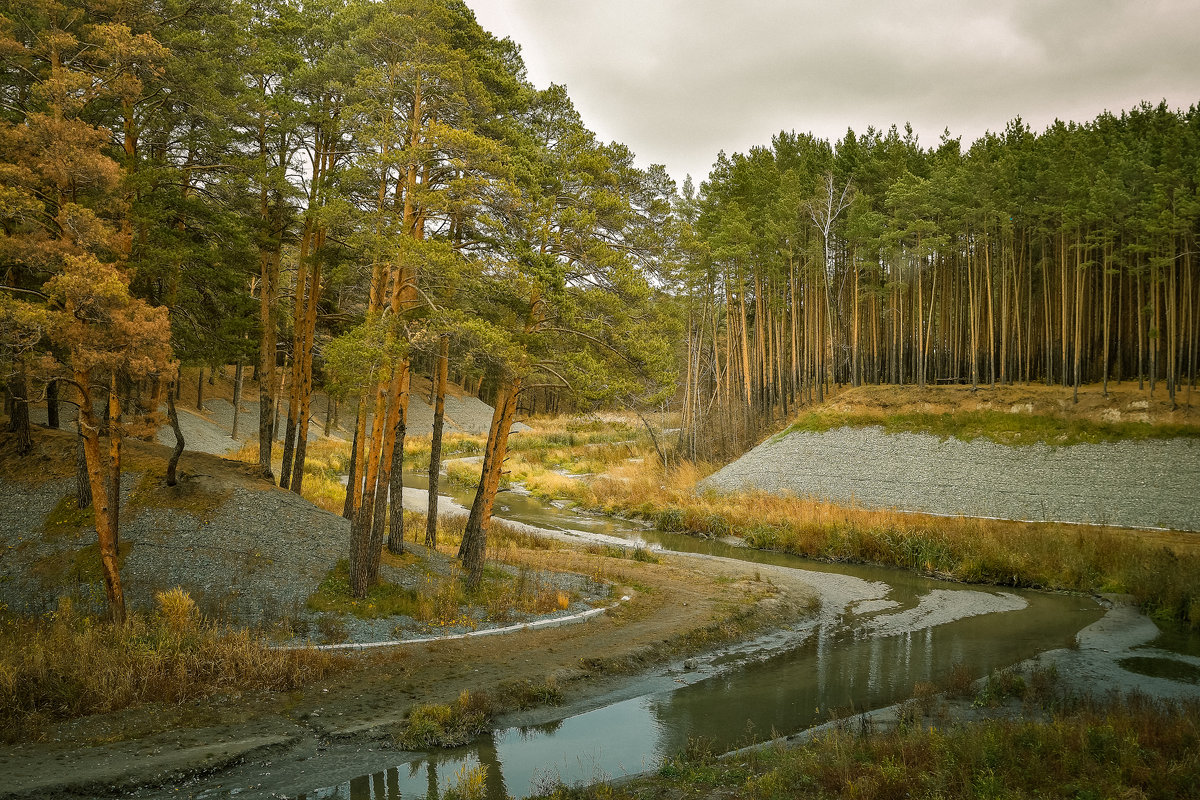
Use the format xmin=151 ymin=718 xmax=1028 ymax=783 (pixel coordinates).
xmin=0 ymin=594 xmax=341 ymax=742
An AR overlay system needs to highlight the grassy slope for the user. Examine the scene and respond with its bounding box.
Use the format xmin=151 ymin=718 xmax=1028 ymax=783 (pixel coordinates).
xmin=777 ymin=383 xmax=1200 ymax=446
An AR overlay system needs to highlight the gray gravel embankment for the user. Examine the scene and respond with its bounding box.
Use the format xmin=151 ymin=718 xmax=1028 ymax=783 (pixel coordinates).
xmin=0 ymin=473 xmax=346 ymax=626
xmin=703 ymin=427 xmax=1200 ymax=531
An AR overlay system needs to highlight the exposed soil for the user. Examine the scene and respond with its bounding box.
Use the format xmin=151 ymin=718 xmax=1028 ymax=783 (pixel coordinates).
xmin=0 ymin=425 xmax=822 ymax=799
xmin=0 ymin=428 xmax=347 ymax=624
xmin=3 ymin=382 xmax=1197 ymax=798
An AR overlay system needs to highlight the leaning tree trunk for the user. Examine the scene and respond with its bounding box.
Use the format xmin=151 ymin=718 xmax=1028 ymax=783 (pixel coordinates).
xmin=459 ymin=377 xmax=521 ymax=590
xmin=76 ymin=370 xmax=125 ymax=624
xmin=166 ymin=384 xmax=185 ymax=487
xmin=425 ymin=335 xmax=449 ymax=548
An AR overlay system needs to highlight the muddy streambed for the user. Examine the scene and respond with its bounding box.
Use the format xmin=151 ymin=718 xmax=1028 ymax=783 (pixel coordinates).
xmin=272 ymin=473 xmax=1109 ymax=800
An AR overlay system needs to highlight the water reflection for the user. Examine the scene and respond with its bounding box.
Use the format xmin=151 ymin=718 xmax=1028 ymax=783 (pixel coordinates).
xmin=300 ymin=700 xmax=666 ymax=800
xmin=300 ymin=752 xmax=482 ymax=800
xmin=298 ymin=473 xmax=1102 ymax=800
xmin=304 ymin=585 xmax=1097 ymax=800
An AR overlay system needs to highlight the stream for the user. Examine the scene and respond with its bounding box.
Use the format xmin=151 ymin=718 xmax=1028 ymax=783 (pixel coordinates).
xmin=289 ymin=472 xmax=1108 ymax=800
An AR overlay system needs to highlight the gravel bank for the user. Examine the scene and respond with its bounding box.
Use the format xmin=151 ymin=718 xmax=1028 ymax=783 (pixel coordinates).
xmin=0 ymin=472 xmax=345 ymax=626
xmin=703 ymin=426 xmax=1200 ymax=531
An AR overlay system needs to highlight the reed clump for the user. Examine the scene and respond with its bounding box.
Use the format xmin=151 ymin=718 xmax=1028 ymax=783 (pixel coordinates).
xmin=396 ymin=690 xmax=494 ymax=749
xmin=0 ymin=592 xmax=339 ymax=742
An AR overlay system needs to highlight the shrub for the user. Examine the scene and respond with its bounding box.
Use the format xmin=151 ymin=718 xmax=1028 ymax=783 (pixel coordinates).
xmin=0 ymin=599 xmax=339 ymax=742
xmin=397 ymin=690 xmax=493 ymax=749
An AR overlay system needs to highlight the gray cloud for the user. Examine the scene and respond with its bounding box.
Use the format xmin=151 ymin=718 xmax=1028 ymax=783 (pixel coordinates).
xmin=467 ymin=0 xmax=1200 ymax=184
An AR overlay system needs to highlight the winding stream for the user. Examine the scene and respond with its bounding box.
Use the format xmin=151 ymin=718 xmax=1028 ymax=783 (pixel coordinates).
xmin=290 ymin=474 xmax=1105 ymax=800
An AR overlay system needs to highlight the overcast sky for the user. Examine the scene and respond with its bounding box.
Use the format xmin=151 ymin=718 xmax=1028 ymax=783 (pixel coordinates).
xmin=464 ymin=0 xmax=1200 ymax=186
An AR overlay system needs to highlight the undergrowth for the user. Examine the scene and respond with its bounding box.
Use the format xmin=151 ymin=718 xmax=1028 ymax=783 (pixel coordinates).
xmin=396 ymin=679 xmax=563 ymax=751
xmin=396 ymin=690 xmax=495 ymax=749
xmin=537 ymin=675 xmax=1200 ymax=800
xmin=0 ymin=591 xmax=339 ymax=743
xmin=308 ymin=554 xmax=574 ymax=632
xmin=41 ymin=496 xmax=93 ymax=539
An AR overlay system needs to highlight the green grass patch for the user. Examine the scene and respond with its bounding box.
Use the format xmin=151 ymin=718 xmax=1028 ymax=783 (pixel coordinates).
xmin=42 ymin=496 xmax=93 ymax=539
xmin=307 ymin=559 xmax=420 ymax=619
xmin=32 ymin=540 xmax=132 ymax=591
xmin=777 ymin=409 xmax=1200 ymax=446
xmin=127 ymin=472 xmax=229 ymax=522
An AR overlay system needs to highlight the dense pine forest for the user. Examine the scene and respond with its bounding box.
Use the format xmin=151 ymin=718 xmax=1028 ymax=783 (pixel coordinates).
xmin=2 ymin=0 xmax=1198 ymax=603
xmin=0 ymin=0 xmax=676 ymax=610
xmin=679 ymin=109 xmax=1200 ymax=458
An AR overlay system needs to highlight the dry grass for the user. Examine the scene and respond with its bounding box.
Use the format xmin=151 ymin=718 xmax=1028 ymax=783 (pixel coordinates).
xmin=307 ymin=514 xmax=577 ymax=632
xmin=521 ymin=470 xmax=584 ymax=501
xmin=624 ymin=694 xmax=1200 ymax=800
xmin=780 ymin=407 xmax=1200 ymax=446
xmin=395 ymin=677 xmax=565 ymax=755
xmin=402 ymin=433 xmax=485 ymax=472
xmin=0 ymin=592 xmax=341 ymax=742
xmin=396 ymin=690 xmax=495 ymax=749
xmin=572 ymin=457 xmax=1200 ymax=627
xmin=229 ymin=438 xmax=351 ymax=514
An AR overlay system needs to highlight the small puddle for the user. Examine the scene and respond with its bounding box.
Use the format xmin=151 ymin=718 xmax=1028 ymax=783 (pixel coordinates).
xmin=1118 ymin=656 xmax=1200 ymax=684
xmin=1140 ymin=618 xmax=1200 ymax=658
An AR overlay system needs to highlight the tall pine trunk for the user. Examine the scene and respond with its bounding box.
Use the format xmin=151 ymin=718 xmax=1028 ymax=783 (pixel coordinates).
xmin=425 ymin=335 xmax=449 ymax=547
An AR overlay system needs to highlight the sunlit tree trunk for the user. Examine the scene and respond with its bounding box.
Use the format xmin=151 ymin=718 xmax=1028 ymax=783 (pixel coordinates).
xmin=76 ymin=371 xmax=125 ymax=624
xmin=459 ymin=376 xmax=522 ymax=590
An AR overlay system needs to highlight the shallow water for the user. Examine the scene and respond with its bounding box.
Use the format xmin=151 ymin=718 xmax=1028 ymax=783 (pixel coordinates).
xmin=293 ymin=474 xmax=1103 ymax=800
